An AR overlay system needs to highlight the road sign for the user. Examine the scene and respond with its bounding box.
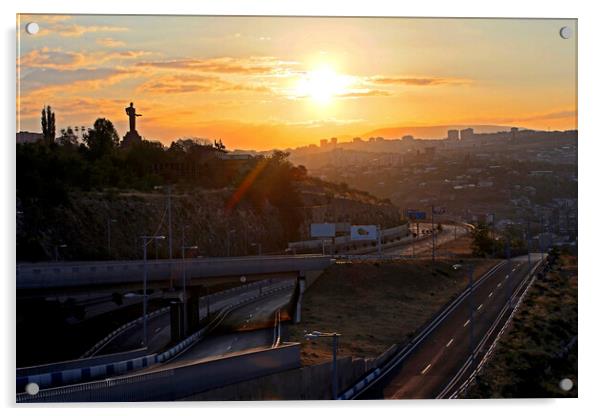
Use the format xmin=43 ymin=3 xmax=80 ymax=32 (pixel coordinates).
xmin=311 ymin=223 xmax=336 ymax=238
xmin=350 ymin=225 xmax=378 ymax=241
xmin=406 ymin=210 xmax=427 ymax=220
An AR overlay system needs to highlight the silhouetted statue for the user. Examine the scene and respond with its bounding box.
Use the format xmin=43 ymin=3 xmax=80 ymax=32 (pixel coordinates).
xmin=125 ymin=102 xmax=142 ymax=133
xmin=122 ymin=102 xmax=143 ymax=147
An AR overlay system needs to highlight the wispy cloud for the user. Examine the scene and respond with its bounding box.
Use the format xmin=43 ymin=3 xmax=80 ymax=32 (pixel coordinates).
xmin=369 ymin=76 xmax=471 ymax=86
xmin=137 ymin=74 xmax=271 ymax=95
xmin=136 ymin=56 xmax=298 ymax=76
xmin=96 ymin=37 xmax=126 ymax=48
xmin=18 ymin=47 xmax=151 ymax=70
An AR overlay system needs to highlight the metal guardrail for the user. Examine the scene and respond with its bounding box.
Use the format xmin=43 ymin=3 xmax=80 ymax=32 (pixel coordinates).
xmin=338 ymin=260 xmax=507 ymax=400
xmin=80 ymin=279 xmax=275 ymax=359
xmin=16 ymin=279 xmax=296 ymax=398
xmin=441 ymin=257 xmax=546 ymax=399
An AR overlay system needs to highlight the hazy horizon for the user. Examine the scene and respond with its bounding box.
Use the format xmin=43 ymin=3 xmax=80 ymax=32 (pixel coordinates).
xmin=17 ymin=15 xmax=577 ymax=151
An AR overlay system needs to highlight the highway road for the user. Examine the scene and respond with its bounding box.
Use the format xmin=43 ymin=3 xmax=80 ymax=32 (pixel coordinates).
xmin=166 ymin=284 xmax=295 ymax=364
xmin=382 ymin=224 xmax=467 ymax=257
xmin=358 ymin=254 xmax=539 ymax=399
xmin=94 ymin=279 xmax=294 ymax=356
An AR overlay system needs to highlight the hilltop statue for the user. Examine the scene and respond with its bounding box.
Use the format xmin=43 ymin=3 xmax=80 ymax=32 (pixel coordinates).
xmin=122 ymin=102 xmax=143 ymax=147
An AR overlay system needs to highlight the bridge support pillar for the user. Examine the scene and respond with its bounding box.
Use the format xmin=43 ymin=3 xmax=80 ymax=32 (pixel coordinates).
xmin=186 ymin=286 xmax=201 ymax=335
xmin=294 ymin=273 xmax=306 ymax=324
xmin=170 ymin=301 xmax=184 ymax=343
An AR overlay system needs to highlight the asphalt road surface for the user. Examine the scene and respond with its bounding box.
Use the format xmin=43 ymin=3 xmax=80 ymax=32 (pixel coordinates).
xmin=171 ymin=285 xmax=295 ymax=364
xmin=359 ymin=254 xmax=539 ymax=399
xmin=382 ymin=224 xmax=467 ymax=257
xmin=94 ymin=280 xmax=294 ymax=356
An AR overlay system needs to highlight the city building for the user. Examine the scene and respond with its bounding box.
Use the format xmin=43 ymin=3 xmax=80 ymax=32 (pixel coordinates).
xmin=460 ymin=128 xmax=474 ymax=141
xmin=447 ymin=129 xmax=459 ymax=141
xmin=320 ymin=139 xmax=328 ymax=148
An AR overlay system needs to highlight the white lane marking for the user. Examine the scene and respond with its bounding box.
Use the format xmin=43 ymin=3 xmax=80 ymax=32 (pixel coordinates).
xmin=497 ymin=283 xmax=502 ymax=288
xmin=155 ymin=327 xmax=162 ymax=333
xmin=421 ymin=364 xmax=432 ymax=375
xmin=512 ymin=268 xmax=516 ymax=272
xmin=477 ymin=304 xmax=483 ymax=310
xmin=505 ymin=275 xmax=509 ymax=280
xmin=446 ymin=338 xmax=454 ymax=348
xmin=464 ymin=319 xmax=470 ymax=327
xmin=488 ymin=292 xmax=493 ymax=298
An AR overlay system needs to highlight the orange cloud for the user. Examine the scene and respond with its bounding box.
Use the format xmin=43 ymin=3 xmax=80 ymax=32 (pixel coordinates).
xmin=137 ymin=74 xmax=271 ymax=95
xmin=18 ymin=47 xmax=151 ymax=70
xmin=96 ymin=37 xmax=126 ymax=48
xmin=136 ymin=56 xmax=298 ymax=76
xmin=370 ymin=76 xmax=471 ymax=86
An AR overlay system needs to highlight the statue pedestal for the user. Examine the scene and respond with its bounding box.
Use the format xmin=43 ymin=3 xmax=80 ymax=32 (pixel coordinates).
xmin=122 ymin=130 xmax=142 ymax=147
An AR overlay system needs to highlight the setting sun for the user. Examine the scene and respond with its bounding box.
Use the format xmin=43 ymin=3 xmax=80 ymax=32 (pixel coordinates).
xmin=295 ymin=65 xmax=351 ymax=105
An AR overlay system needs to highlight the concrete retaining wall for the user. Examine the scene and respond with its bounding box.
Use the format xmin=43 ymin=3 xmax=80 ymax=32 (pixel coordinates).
xmin=182 ymin=355 xmax=370 ymax=401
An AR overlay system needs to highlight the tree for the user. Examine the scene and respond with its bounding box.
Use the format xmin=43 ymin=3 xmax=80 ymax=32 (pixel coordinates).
xmin=57 ymin=127 xmax=78 ymax=146
xmin=83 ymin=118 xmax=120 ymax=159
xmin=471 ymin=223 xmax=496 ymax=257
xmin=41 ymin=105 xmax=56 ymax=144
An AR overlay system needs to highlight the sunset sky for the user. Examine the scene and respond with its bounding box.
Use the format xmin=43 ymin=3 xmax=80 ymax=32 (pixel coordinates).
xmin=17 ymin=15 xmax=577 ymax=150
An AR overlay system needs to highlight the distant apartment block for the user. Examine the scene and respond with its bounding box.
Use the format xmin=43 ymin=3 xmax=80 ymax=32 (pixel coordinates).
xmin=460 ymin=128 xmax=474 ymax=140
xmin=447 ymin=129 xmax=459 ymax=141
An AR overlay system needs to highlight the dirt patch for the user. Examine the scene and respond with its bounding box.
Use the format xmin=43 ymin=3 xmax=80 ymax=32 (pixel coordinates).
xmin=437 ymin=234 xmax=474 ymax=257
xmin=288 ymin=258 xmax=499 ymax=366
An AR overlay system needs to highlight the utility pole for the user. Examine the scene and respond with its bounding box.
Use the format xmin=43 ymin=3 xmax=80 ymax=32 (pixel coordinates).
xmin=526 ymin=220 xmax=531 ymax=273
xmin=505 ymin=239 xmax=511 ymax=308
xmin=107 ymin=218 xmax=116 ymax=259
xmin=167 ymin=185 xmax=173 ymax=261
xmin=468 ymin=265 xmax=475 ymax=367
xmin=431 ymin=206 xmax=435 ymax=264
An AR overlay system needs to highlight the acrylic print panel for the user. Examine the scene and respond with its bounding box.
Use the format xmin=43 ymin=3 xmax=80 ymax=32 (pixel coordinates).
xmin=16 ymin=14 xmax=577 ymax=402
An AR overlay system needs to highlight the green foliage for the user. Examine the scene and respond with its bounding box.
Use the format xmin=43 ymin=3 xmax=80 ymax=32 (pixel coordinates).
xmin=41 ymin=105 xmax=56 ymax=144
xmin=83 ymin=118 xmax=120 ymax=160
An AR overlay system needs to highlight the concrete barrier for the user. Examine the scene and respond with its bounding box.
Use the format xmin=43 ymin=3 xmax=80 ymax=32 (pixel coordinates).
xmin=17 ymin=343 xmax=301 ymax=402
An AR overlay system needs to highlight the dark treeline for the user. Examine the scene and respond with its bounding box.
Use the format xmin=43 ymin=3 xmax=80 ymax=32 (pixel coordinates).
xmin=17 ymin=116 xmax=308 ymax=261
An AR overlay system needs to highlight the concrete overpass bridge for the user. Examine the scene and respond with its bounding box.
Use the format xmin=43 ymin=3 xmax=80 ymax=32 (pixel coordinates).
xmin=17 ymin=255 xmax=333 ymax=325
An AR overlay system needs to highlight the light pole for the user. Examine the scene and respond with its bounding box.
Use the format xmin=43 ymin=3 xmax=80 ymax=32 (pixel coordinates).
xmin=304 ymin=330 xmax=341 ymax=399
xmin=251 ymin=242 xmax=262 ymax=256
xmin=140 ymin=235 xmax=165 ymax=347
xmin=54 ymin=244 xmax=67 ymax=262
xmin=154 ymin=185 xmax=173 ymax=261
xmin=468 ymin=265 xmax=475 ymax=368
xmin=107 ymin=218 xmax=117 ymax=258
xmin=226 ymin=229 xmax=236 ymax=257
xmin=181 ymin=244 xmax=198 ymax=335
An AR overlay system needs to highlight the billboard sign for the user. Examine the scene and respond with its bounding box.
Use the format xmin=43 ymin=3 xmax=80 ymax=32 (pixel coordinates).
xmin=406 ymin=210 xmax=427 ymax=220
xmin=350 ymin=225 xmax=378 ymax=241
xmin=310 ymin=223 xmax=336 ymax=238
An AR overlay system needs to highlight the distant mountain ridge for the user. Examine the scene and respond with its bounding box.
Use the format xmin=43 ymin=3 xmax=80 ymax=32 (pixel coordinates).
xmin=362 ymin=124 xmax=521 ymax=140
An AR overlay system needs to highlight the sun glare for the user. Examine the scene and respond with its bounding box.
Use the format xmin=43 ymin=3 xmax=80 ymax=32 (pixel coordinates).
xmin=295 ymin=65 xmax=350 ymax=105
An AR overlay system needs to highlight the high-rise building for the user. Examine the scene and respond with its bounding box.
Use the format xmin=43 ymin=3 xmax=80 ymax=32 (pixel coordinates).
xmin=460 ymin=128 xmax=474 ymax=141
xmin=447 ymin=129 xmax=460 ymax=141
xmin=330 ymin=137 xmax=338 ymax=145
xmin=320 ymin=139 xmax=328 ymax=147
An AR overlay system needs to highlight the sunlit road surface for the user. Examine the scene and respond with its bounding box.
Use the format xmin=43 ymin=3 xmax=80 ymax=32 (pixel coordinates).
xmin=382 ymin=224 xmax=467 ymax=257
xmin=171 ymin=286 xmax=295 ymax=364
xmin=95 ymin=280 xmax=294 ymax=356
xmin=359 ymin=255 xmax=540 ymax=399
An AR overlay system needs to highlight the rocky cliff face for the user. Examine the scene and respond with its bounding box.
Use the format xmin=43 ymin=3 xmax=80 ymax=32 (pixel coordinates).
xmin=17 ymin=180 xmax=400 ymax=262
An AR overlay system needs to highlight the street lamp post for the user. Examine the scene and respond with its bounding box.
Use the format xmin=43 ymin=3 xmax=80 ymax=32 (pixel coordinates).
xmin=54 ymin=244 xmax=67 ymax=262
xmin=141 ymin=235 xmax=165 ymax=347
xmin=304 ymin=330 xmax=341 ymax=399
xmin=226 ymin=229 xmax=236 ymax=257
xmin=181 ymin=243 xmax=198 ymax=335
xmin=251 ymin=242 xmax=262 ymax=256
xmin=154 ymin=185 xmax=173 ymax=260
xmin=107 ymin=218 xmax=117 ymax=258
